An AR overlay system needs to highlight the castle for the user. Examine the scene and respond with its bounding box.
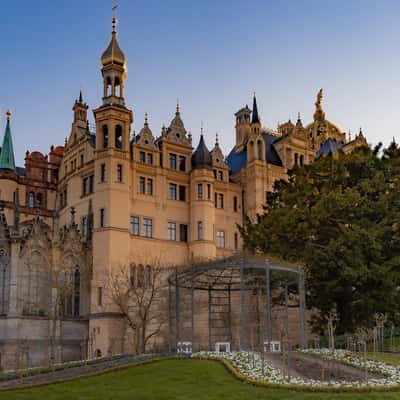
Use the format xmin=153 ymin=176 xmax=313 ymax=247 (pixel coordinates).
xmin=0 ymin=17 xmax=367 ymax=370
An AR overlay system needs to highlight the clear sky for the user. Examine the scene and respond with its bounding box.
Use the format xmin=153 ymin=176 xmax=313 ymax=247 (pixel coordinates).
xmin=1 ymin=0 xmax=399 ymax=165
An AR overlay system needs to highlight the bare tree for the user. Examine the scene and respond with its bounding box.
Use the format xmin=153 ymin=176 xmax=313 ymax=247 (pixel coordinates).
xmin=106 ymin=261 xmax=168 ymax=354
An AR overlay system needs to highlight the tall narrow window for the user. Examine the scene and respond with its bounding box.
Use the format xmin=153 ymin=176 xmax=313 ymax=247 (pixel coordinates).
xmin=233 ymin=196 xmax=238 ymax=212
xmin=143 ymin=218 xmax=153 ymax=238
xmin=197 ymin=221 xmax=203 ymax=240
xmin=28 ymin=192 xmax=35 ymax=208
xmin=73 ymin=268 xmax=80 ymax=316
xmin=117 ymin=164 xmax=123 ymax=182
xmin=83 ymin=177 xmax=88 ymax=195
xmin=179 ymin=185 xmax=186 ymax=201
xmin=294 ymin=153 xmax=299 ymax=166
xmin=115 ymin=125 xmax=123 ymax=149
xmin=139 ymin=151 xmax=146 ymax=163
xmin=218 ymin=194 xmax=224 ymax=209
xmin=139 ymin=177 xmax=146 ymax=194
xmin=300 ymin=154 xmax=304 ymax=166
xmin=137 ymin=265 xmax=144 ymax=288
xmin=147 ymin=178 xmax=153 ymax=195
xmin=169 ymin=153 xmax=177 ymax=170
xmin=100 ymin=208 xmax=105 ymax=227
xmin=89 ymin=175 xmax=94 ymax=193
xmin=130 ymin=216 xmax=140 ymax=235
xmin=100 ymin=164 xmax=106 ymax=182
xmin=102 ymin=125 xmax=109 ymax=148
xmin=145 ymin=266 xmax=152 ymax=289
xmin=80 ymin=154 xmax=84 ymax=166
xmin=178 ymin=155 xmax=186 ymax=171
xmin=82 ymin=216 xmax=88 ymax=238
xmin=130 ymin=264 xmax=136 ymax=288
xmin=207 ymin=184 xmax=211 ymax=199
xmin=97 ymin=287 xmax=103 ymax=306
xmin=218 ymin=171 xmax=224 ymax=181
xmin=169 ymin=183 xmax=177 ymax=200
xmin=147 ymin=153 xmax=153 ymax=165
xmin=216 ymin=230 xmax=225 ymax=248
xmin=234 ymin=232 xmax=238 ymax=251
xmin=180 ymin=224 xmax=188 ymax=242
xmin=197 ymin=184 xmax=203 ymax=200
xmin=36 ymin=193 xmax=42 ymax=208
xmin=168 ymin=222 xmax=177 ymax=241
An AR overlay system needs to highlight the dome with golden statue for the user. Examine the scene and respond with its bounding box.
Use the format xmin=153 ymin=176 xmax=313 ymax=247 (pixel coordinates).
xmin=305 ymin=89 xmax=345 ymax=143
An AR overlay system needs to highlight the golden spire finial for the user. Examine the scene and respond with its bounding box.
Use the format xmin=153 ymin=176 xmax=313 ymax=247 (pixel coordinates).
xmin=112 ymin=3 xmax=118 ymax=32
xmin=316 ymin=88 xmax=323 ymax=109
xmin=6 ymin=109 xmax=11 ymax=122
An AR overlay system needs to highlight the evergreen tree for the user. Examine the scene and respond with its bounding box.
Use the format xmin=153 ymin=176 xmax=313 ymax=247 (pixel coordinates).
xmin=240 ymin=145 xmax=400 ymax=333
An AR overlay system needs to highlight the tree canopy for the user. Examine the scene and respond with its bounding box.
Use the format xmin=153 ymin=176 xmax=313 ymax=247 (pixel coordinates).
xmin=239 ymin=143 xmax=400 ymax=334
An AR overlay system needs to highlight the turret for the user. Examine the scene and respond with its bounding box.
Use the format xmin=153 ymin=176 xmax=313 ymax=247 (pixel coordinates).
xmin=234 ymin=105 xmax=251 ymax=152
xmin=189 ymin=129 xmax=216 ymax=261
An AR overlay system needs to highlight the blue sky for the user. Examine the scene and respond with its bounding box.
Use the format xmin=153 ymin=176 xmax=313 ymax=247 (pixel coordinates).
xmin=0 ymin=0 xmax=399 ymax=165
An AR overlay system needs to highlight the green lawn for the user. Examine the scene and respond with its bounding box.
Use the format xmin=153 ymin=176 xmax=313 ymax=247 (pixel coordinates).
xmin=1 ymin=359 xmax=400 ymax=400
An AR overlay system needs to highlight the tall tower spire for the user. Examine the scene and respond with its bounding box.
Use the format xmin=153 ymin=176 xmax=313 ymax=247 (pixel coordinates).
xmin=251 ymin=93 xmax=260 ymax=124
xmin=0 ymin=110 xmax=16 ymax=172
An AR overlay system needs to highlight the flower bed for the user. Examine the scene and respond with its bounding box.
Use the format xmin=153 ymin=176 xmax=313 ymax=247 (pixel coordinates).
xmin=192 ymin=350 xmax=400 ymax=389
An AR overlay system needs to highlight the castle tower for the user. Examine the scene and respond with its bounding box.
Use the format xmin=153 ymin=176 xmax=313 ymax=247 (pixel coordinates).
xmin=234 ymin=105 xmax=251 ymax=152
xmin=72 ymin=90 xmax=88 ymax=130
xmin=189 ymin=131 xmax=216 ymax=260
xmin=91 ymin=15 xmax=133 ymax=355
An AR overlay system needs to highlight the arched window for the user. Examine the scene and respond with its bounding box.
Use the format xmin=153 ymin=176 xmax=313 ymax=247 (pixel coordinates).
xmin=294 ymin=153 xmax=299 ymax=166
xmin=257 ymin=140 xmax=263 ymax=160
xmin=0 ymin=248 xmax=10 ymax=315
xmin=145 ymin=265 xmax=152 ymax=288
xmin=28 ymin=192 xmax=35 ymax=208
xmin=103 ymin=125 xmax=109 ymax=149
xmin=115 ymin=125 xmax=123 ymax=150
xmin=137 ymin=264 xmax=144 ymax=288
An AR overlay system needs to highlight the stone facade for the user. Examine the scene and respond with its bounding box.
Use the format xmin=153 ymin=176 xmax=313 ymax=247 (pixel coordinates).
xmin=0 ymin=17 xmax=367 ymax=370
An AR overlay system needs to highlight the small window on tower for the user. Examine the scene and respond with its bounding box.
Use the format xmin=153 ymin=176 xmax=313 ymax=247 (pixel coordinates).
xmin=102 ymin=125 xmax=109 ymax=148
xmin=115 ymin=125 xmax=123 ymax=150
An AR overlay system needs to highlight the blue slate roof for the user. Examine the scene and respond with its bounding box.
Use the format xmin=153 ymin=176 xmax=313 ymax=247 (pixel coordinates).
xmin=226 ymin=132 xmax=283 ymax=174
xmin=316 ymin=139 xmax=343 ymax=157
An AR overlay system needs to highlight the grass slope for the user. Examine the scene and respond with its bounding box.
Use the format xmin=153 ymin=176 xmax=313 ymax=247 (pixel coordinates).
xmin=1 ymin=359 xmax=400 ymax=400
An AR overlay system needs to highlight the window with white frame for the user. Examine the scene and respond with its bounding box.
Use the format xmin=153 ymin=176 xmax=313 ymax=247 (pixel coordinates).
xmin=143 ymin=218 xmax=153 ymax=238
xmin=197 ymin=221 xmax=203 ymax=240
xmin=167 ymin=222 xmax=177 ymax=241
xmin=216 ymin=230 xmax=225 ymax=248
xmin=130 ymin=216 xmax=140 ymax=236
xmin=169 ymin=183 xmax=177 ymax=200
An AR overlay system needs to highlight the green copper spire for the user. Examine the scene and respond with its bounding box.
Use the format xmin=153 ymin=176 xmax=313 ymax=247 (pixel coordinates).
xmin=0 ymin=110 xmax=16 ymax=171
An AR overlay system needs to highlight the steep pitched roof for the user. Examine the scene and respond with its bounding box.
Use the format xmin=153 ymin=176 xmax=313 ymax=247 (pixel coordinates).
xmin=0 ymin=113 xmax=16 ymax=171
